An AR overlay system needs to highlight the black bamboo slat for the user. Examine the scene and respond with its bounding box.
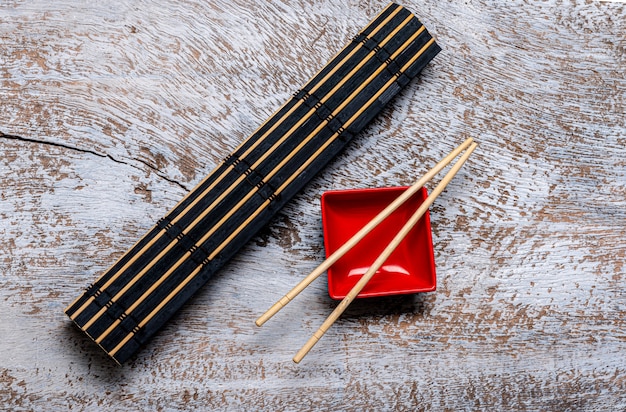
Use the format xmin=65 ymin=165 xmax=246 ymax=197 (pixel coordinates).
xmin=65 ymin=2 xmax=441 ymax=364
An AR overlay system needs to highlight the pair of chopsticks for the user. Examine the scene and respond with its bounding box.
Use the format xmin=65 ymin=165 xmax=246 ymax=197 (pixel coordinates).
xmin=255 ymin=137 xmax=477 ymax=363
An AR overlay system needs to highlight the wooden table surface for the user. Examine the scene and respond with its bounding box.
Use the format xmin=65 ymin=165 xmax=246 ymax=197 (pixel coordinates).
xmin=2 ymin=0 xmax=625 ymax=410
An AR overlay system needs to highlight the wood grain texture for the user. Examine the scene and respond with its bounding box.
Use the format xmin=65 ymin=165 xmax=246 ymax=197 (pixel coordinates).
xmin=1 ymin=0 xmax=625 ymax=410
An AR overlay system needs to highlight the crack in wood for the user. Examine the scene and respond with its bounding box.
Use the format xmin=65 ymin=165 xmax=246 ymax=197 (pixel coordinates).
xmin=0 ymin=130 xmax=189 ymax=192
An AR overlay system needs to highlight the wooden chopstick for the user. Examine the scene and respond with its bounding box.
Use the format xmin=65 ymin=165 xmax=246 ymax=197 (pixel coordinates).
xmin=255 ymin=137 xmax=474 ymax=327
xmin=293 ymin=141 xmax=478 ymax=363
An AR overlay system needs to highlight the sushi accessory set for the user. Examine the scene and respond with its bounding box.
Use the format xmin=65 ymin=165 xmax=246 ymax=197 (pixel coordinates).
xmin=65 ymin=3 xmax=476 ymax=364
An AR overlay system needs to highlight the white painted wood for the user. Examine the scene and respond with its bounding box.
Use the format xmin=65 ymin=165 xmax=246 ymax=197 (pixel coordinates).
xmin=1 ymin=0 xmax=625 ymax=409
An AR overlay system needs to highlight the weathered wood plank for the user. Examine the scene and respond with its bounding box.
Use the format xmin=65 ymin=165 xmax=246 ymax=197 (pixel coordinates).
xmin=1 ymin=0 xmax=625 ymax=410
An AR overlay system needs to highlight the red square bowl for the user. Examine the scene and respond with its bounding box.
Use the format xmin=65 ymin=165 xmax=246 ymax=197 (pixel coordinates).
xmin=321 ymin=186 xmax=436 ymax=299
